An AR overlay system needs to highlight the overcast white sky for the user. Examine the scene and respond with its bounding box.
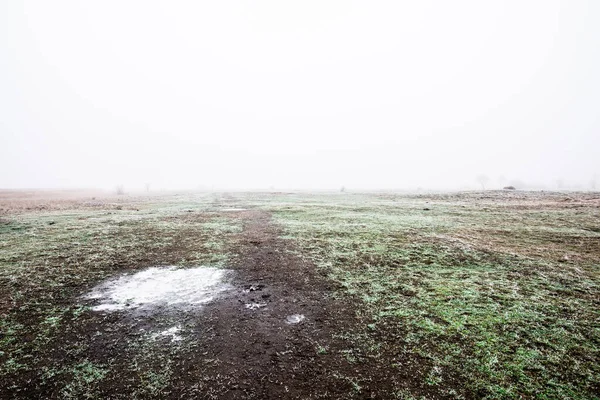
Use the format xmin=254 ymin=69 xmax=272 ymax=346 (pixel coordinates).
xmin=1 ymin=1 xmax=599 ymax=190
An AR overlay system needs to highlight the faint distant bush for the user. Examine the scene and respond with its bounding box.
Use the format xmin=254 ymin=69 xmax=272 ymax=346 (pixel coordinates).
xmin=116 ymin=185 xmax=125 ymax=195
xmin=145 ymin=182 xmax=151 ymax=192
xmin=503 ymin=186 xmax=516 ymax=190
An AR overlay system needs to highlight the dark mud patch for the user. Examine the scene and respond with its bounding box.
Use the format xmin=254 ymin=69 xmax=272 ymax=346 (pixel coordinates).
xmin=181 ymin=210 xmax=435 ymax=399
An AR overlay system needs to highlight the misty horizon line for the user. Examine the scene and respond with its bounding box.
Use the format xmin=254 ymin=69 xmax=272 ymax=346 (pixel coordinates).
xmin=1 ymin=181 xmax=597 ymax=193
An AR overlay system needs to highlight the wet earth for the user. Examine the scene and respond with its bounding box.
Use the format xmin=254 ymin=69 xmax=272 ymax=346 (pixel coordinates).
xmin=164 ymin=210 xmax=394 ymax=399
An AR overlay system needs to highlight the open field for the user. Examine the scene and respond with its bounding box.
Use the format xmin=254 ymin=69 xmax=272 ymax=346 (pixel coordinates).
xmin=1 ymin=190 xmax=599 ymax=399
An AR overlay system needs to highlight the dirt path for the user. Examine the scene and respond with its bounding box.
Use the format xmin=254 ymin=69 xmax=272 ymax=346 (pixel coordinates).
xmin=174 ymin=209 xmax=370 ymax=399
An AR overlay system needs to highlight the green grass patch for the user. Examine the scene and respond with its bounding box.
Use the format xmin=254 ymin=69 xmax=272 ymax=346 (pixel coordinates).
xmin=265 ymin=192 xmax=600 ymax=399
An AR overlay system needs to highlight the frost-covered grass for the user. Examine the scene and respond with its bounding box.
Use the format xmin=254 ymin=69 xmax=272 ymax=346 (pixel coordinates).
xmin=259 ymin=191 xmax=600 ymax=399
xmin=0 ymin=192 xmax=242 ymax=397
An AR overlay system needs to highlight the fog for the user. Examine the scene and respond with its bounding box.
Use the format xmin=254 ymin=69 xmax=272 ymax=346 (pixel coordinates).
xmin=1 ymin=1 xmax=599 ymax=191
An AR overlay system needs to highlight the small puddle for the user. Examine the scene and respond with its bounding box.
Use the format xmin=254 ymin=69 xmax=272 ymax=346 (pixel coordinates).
xmin=85 ymin=266 xmax=230 ymax=311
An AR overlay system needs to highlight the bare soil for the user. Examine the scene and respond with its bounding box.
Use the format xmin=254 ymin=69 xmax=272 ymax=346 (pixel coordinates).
xmin=175 ymin=209 xmax=385 ymax=399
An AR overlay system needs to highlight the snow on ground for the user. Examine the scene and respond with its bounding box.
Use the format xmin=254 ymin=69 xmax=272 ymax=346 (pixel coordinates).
xmin=154 ymin=326 xmax=183 ymax=342
xmin=86 ymin=266 xmax=230 ymax=311
xmin=286 ymin=314 xmax=305 ymax=324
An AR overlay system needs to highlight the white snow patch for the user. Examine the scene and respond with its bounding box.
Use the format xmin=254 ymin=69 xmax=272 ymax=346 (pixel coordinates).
xmin=245 ymin=302 xmax=267 ymax=310
xmin=242 ymin=285 xmax=262 ymax=293
xmin=286 ymin=314 xmax=305 ymax=324
xmin=154 ymin=326 xmax=183 ymax=342
xmin=85 ymin=266 xmax=230 ymax=311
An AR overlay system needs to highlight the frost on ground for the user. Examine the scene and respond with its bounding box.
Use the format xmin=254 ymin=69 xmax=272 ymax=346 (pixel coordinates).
xmin=245 ymin=302 xmax=267 ymax=310
xmin=286 ymin=314 xmax=305 ymax=324
xmin=85 ymin=266 xmax=230 ymax=311
xmin=154 ymin=326 xmax=183 ymax=342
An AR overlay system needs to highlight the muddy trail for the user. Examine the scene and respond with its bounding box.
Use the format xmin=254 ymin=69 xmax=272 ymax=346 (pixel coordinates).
xmin=181 ymin=209 xmax=367 ymax=399
xmin=170 ymin=209 xmax=403 ymax=399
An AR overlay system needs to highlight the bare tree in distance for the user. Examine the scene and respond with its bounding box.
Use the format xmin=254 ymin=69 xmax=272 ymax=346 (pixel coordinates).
xmin=476 ymin=174 xmax=490 ymax=190
xmin=116 ymin=185 xmax=125 ymax=195
xmin=145 ymin=182 xmax=151 ymax=192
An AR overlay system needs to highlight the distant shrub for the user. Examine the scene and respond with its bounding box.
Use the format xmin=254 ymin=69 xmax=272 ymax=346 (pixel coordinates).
xmin=116 ymin=185 xmax=125 ymax=195
xmin=503 ymin=186 xmax=516 ymax=190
